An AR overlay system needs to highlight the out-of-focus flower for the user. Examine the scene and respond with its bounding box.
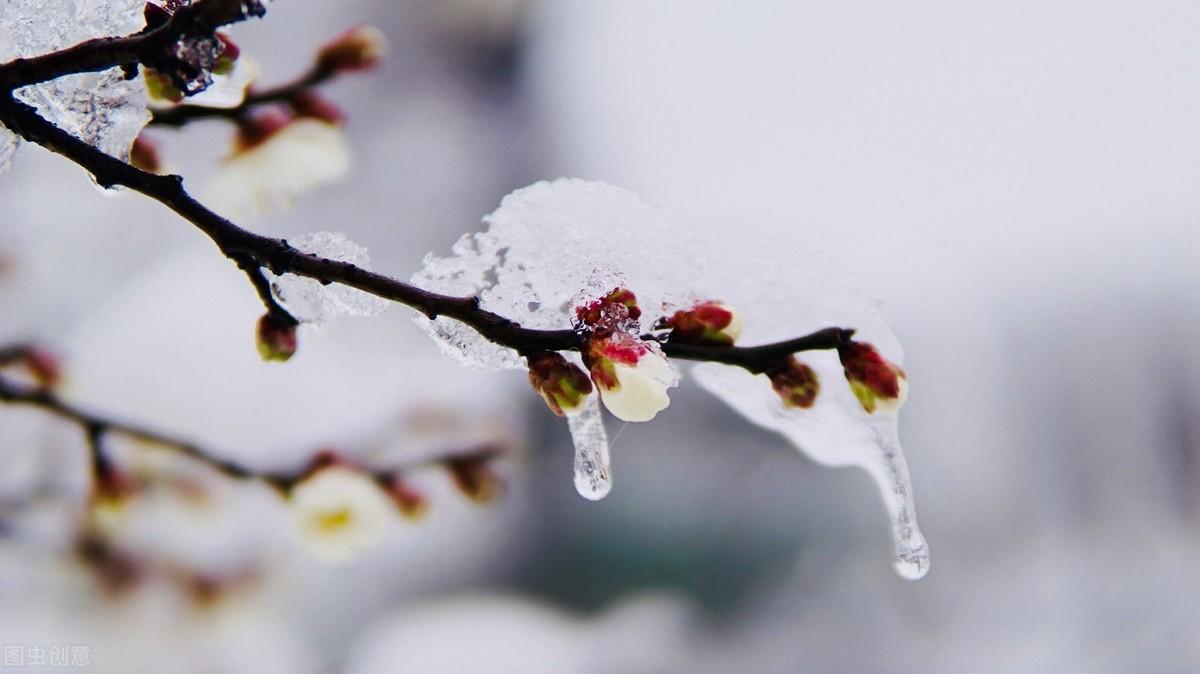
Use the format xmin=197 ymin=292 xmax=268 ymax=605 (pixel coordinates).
xmin=526 ymin=351 xmax=593 ymax=416
xmin=767 ymin=356 xmax=820 ymax=409
xmin=662 ymin=301 xmax=743 ymax=345
xmin=584 ymin=333 xmax=676 ymax=422
xmin=289 ymin=466 xmax=392 ymax=563
xmin=255 ymin=313 xmax=297 ymax=362
xmin=838 ymin=341 xmax=908 ymax=414
xmin=204 ymin=111 xmax=350 ymax=217
xmin=316 ymin=25 xmax=387 ymax=73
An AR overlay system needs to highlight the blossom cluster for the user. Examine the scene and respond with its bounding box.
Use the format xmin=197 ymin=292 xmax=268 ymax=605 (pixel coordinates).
xmin=527 ymin=288 xmax=907 ymax=423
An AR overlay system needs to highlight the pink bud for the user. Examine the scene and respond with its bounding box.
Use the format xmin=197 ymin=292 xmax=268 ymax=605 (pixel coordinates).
xmin=838 ymin=341 xmax=908 ymax=414
xmin=526 ymin=351 xmax=593 ymax=416
xmin=235 ymin=110 xmax=294 ymax=152
xmin=663 ymin=301 xmax=743 ymax=345
xmin=255 ymin=313 xmax=297 ymax=362
xmin=767 ymin=356 xmax=820 ymax=409
xmin=385 ymin=476 xmax=429 ymax=520
xmin=21 ymin=348 xmax=61 ymax=388
xmin=130 ymin=134 xmax=162 ymax=174
xmin=289 ymin=90 xmax=346 ymax=126
xmin=446 ymin=456 xmax=503 ymax=504
xmin=316 ymin=25 xmax=387 ymax=73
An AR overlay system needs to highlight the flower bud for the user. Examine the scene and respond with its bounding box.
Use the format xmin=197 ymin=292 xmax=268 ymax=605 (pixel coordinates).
xmin=289 ymin=90 xmax=346 ymax=126
xmin=446 ymin=455 xmax=504 ymax=504
xmin=767 ymin=356 xmax=820 ymax=409
xmin=21 ymin=348 xmax=61 ymax=388
xmin=256 ymin=313 xmax=297 ymax=362
xmin=526 ymin=351 xmax=593 ymax=416
xmin=575 ymin=287 xmax=641 ymax=329
xmin=130 ymin=133 xmax=162 ymax=174
xmin=584 ymin=333 xmax=676 ymax=422
xmin=385 ymin=476 xmax=429 ymax=520
xmin=316 ymin=25 xmax=386 ymax=73
xmin=663 ymin=301 xmax=743 ymax=345
xmin=838 ymin=341 xmax=908 ymax=414
xmin=235 ymin=109 xmax=294 ymax=151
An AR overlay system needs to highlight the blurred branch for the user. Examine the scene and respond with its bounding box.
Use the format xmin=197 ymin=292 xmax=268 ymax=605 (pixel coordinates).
xmin=0 ymin=350 xmax=503 ymax=492
xmin=148 ymin=64 xmax=336 ymax=128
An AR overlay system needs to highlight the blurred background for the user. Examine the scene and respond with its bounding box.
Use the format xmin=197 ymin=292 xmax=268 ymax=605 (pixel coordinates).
xmin=1 ymin=0 xmax=1198 ymax=672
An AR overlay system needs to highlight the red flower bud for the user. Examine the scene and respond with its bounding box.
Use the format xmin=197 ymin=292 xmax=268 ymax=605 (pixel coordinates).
xmin=838 ymin=341 xmax=907 ymax=414
xmin=575 ymin=287 xmax=641 ymax=329
xmin=767 ymin=356 xmax=820 ymax=409
xmin=255 ymin=313 xmax=297 ymax=362
xmin=663 ymin=301 xmax=743 ymax=345
xmin=235 ymin=110 xmax=294 ymax=151
xmin=316 ymin=25 xmax=386 ymax=73
xmin=527 ymin=351 xmax=593 ymax=416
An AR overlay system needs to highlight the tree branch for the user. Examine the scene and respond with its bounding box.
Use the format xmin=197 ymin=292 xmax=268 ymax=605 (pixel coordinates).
xmin=0 ymin=0 xmax=263 ymax=92
xmin=0 ymin=362 xmax=502 ymax=492
xmin=148 ymin=64 xmax=335 ymax=127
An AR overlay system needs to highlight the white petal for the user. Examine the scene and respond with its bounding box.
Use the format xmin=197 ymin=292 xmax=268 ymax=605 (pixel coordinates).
xmin=205 ymin=119 xmax=351 ymax=219
xmin=598 ymin=351 xmax=676 ymax=422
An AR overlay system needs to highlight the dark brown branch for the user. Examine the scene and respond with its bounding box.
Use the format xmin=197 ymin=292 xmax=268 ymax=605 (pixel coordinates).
xmin=0 ymin=0 xmax=262 ymax=92
xmin=148 ymin=64 xmax=334 ymax=128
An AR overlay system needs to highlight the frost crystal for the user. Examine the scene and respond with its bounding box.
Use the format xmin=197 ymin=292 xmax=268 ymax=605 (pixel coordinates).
xmin=267 ymin=231 xmax=388 ymax=327
xmin=0 ymin=0 xmax=150 ymax=179
xmin=415 ymin=179 xmax=930 ymax=578
xmin=567 ymin=395 xmax=612 ymax=500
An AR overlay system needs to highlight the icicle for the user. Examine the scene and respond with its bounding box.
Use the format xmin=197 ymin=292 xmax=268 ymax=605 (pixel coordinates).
xmin=869 ymin=422 xmax=930 ymax=580
xmin=566 ymin=396 xmax=612 ymax=500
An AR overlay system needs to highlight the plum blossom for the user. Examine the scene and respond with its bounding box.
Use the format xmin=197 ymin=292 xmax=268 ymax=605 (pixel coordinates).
xmin=204 ymin=110 xmax=350 ymax=218
xmin=575 ymin=288 xmax=677 ymax=423
xmin=289 ymin=466 xmax=392 ymax=563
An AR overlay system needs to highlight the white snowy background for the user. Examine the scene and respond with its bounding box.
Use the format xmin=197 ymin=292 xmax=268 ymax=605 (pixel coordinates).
xmin=0 ymin=0 xmax=1197 ymax=672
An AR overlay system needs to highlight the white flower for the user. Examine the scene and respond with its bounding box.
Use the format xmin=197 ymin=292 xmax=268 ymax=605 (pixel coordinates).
xmin=588 ymin=338 xmax=677 ymax=422
xmin=205 ymin=118 xmax=350 ymax=218
xmin=289 ymin=466 xmax=391 ymax=564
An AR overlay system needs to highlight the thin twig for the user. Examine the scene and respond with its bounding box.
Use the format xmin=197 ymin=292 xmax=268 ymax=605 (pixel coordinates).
xmin=149 ymin=65 xmax=335 ymax=127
